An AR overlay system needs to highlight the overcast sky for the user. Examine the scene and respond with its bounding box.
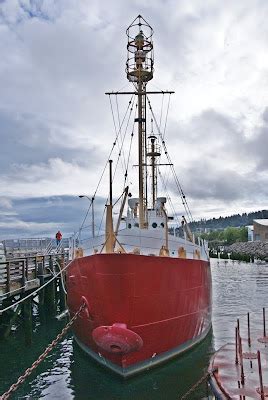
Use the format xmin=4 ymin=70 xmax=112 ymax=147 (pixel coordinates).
xmin=0 ymin=0 xmax=268 ymax=239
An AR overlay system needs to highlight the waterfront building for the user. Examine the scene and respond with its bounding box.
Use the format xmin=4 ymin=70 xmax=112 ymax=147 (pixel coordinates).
xmin=253 ymin=219 xmax=268 ymax=241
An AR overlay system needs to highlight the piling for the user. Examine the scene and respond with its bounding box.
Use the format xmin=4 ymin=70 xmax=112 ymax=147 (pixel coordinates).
xmin=257 ymin=350 xmax=265 ymax=400
xmin=3 ymin=306 xmax=21 ymax=340
xmin=44 ymin=280 xmax=56 ymax=316
xmin=22 ymin=297 xmax=32 ymax=346
xmin=54 ymin=255 xmax=66 ymax=312
xmin=0 ymin=249 xmax=69 ymax=341
xmin=263 ymin=308 xmax=266 ymax=337
xmin=247 ymin=312 xmax=251 ymax=347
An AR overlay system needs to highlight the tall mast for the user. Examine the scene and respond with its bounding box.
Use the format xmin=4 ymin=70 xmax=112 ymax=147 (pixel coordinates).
xmin=126 ymin=15 xmax=154 ymax=228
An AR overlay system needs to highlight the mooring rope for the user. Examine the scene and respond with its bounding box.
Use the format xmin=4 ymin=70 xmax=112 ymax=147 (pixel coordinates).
xmin=180 ymin=369 xmax=215 ymax=399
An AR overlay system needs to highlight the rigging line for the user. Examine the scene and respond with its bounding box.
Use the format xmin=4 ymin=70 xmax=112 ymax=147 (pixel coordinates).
xmin=171 ymin=164 xmax=193 ymax=222
xmin=160 ymin=134 xmax=173 ymax=200
xmin=116 ymin=101 xmax=138 ymax=227
xmin=158 ymin=168 xmax=181 ymax=226
xmin=113 ymin=188 xmax=126 ymax=207
xmin=109 ymin=94 xmax=119 ymax=133
xmin=149 ymin=100 xmax=168 ymax=188
xmin=148 ymin=96 xmax=190 ymax=215
xmin=79 ymin=198 xmax=93 ymax=232
xmin=169 ymin=162 xmax=193 ymax=222
xmin=148 ymin=100 xmax=179 ymax=195
xmin=115 ymin=95 xmax=127 ymax=172
xmin=97 ymin=203 xmax=106 ymax=237
xmin=111 ymin=95 xmax=133 ymax=174
xmin=97 ymin=100 xmax=136 ymax=237
xmin=115 ymin=96 xmax=121 ymax=132
xmin=147 ymin=96 xmax=193 ymax=222
xmin=123 ymin=101 xmax=138 ymax=189
xmin=80 ymin=97 xmax=134 ymax=231
xmin=117 ymin=83 xmax=130 ymax=92
xmin=112 ymin=98 xmax=135 ymax=186
xmin=154 ymin=93 xmax=171 ymax=187
xmin=163 ymin=93 xmax=171 ymax=139
xmin=159 ymin=93 xmax=164 ymax=131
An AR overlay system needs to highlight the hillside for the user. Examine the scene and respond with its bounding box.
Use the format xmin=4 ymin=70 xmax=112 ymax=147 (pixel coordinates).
xmin=189 ymin=209 xmax=268 ymax=231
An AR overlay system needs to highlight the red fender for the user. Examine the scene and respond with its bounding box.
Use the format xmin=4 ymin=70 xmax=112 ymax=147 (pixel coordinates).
xmin=92 ymin=323 xmax=143 ymax=354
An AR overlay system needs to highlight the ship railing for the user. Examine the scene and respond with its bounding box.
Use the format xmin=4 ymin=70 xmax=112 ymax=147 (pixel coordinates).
xmin=78 ymin=232 xmax=208 ymax=260
xmin=78 ymin=232 xmax=206 ymax=249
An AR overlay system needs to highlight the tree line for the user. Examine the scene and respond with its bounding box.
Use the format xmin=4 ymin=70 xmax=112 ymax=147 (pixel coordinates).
xmin=199 ymin=226 xmax=248 ymax=245
xmin=189 ymin=209 xmax=268 ymax=230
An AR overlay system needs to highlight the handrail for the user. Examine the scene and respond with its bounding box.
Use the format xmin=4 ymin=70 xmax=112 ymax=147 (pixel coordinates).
xmin=0 ymin=251 xmax=69 ymax=298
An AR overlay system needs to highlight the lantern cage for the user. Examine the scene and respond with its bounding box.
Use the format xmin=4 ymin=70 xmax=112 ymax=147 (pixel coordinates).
xmin=126 ymin=15 xmax=154 ymax=84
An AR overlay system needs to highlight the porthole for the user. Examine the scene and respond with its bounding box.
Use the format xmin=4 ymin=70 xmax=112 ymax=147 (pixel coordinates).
xmin=128 ymin=223 xmax=132 ymax=229
xmin=152 ymin=222 xmax=157 ymax=228
xmin=160 ymin=222 xmax=165 ymax=228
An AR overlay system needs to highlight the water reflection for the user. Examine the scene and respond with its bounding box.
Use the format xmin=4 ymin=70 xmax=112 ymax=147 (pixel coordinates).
xmin=68 ymin=332 xmax=214 ymax=400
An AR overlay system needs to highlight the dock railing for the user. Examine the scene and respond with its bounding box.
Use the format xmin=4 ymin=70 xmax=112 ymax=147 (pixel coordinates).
xmin=0 ymin=250 xmax=69 ymax=299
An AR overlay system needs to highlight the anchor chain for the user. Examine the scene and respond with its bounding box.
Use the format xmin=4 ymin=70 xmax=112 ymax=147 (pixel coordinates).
xmin=180 ymin=370 xmax=213 ymax=399
xmin=0 ymin=303 xmax=85 ymax=400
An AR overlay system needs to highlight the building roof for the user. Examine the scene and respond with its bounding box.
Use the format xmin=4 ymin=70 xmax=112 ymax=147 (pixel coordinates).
xmin=253 ymin=219 xmax=268 ymax=226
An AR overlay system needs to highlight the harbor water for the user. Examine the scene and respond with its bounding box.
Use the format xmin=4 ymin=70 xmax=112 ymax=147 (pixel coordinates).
xmin=0 ymin=258 xmax=267 ymax=399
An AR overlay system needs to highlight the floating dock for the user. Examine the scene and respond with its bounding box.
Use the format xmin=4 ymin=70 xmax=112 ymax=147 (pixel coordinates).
xmin=209 ymin=308 xmax=268 ymax=399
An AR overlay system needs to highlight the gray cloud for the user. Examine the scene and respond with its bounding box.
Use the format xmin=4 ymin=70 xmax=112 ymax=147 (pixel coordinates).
xmin=245 ymin=127 xmax=268 ymax=171
xmin=0 ymin=195 xmax=107 ymax=239
xmin=0 ymin=109 xmax=101 ymax=172
xmin=163 ymin=108 xmax=268 ymax=214
xmin=0 ymin=0 xmax=268 ymax=235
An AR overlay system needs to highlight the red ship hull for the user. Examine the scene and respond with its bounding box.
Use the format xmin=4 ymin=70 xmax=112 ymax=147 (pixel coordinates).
xmin=67 ymin=253 xmax=212 ymax=377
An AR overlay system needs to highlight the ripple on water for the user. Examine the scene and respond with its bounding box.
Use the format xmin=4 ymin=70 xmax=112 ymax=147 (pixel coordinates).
xmin=211 ymin=259 xmax=268 ymax=348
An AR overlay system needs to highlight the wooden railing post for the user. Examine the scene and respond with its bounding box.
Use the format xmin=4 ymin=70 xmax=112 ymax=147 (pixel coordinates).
xmin=6 ymin=261 xmax=11 ymax=293
xmin=22 ymin=259 xmax=26 ymax=289
xmin=25 ymin=257 xmax=29 ymax=281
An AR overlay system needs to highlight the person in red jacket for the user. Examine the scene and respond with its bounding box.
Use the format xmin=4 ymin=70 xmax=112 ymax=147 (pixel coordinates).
xmin=56 ymin=230 xmax=62 ymax=245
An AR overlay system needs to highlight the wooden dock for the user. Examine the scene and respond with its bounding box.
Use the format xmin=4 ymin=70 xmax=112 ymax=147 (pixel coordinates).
xmin=0 ymin=252 xmax=69 ymax=299
xmin=0 ymin=241 xmax=70 ymax=342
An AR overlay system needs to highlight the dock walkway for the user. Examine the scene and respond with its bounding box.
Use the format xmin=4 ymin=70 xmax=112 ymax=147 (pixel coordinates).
xmin=0 ymin=237 xmax=70 ymax=302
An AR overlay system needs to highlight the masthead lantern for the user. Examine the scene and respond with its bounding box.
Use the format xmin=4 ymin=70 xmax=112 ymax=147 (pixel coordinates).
xmin=126 ymin=15 xmax=154 ymax=84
